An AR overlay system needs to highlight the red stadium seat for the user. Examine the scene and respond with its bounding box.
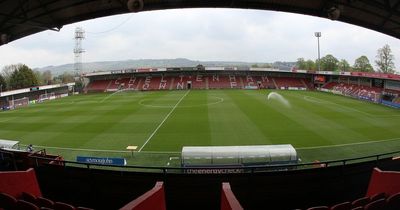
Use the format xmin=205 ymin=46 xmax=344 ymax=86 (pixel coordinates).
xmin=330 ymin=201 xmax=351 ymax=210
xmin=20 ymin=192 xmax=37 ymax=204
xmin=370 ymin=192 xmax=385 ymax=201
xmin=36 ymin=196 xmax=54 ymax=208
xmin=15 ymin=200 xmax=39 ymax=210
xmin=54 ymin=201 xmax=76 ymax=210
xmin=386 ymin=192 xmax=400 ymax=210
xmin=364 ymin=198 xmax=386 ymax=210
xmin=307 ymin=206 xmax=329 ymax=210
xmin=351 ymin=196 xmax=370 ymax=208
xmin=0 ymin=192 xmax=17 ymax=209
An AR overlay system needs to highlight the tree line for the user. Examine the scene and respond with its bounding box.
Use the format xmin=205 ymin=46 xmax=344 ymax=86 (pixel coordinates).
xmin=0 ymin=64 xmax=76 ymax=92
xmin=296 ymin=44 xmax=396 ymax=73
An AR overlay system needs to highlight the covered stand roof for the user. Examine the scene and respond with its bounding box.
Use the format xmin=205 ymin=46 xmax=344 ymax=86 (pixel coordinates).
xmin=181 ymin=145 xmax=298 ymax=166
xmin=0 ymin=139 xmax=19 ymax=149
xmin=0 ymin=0 xmax=400 ymax=46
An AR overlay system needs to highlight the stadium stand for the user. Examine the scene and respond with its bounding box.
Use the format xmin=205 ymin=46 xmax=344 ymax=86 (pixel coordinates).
xmin=85 ymin=73 xmax=315 ymax=92
xmin=86 ymin=80 xmax=111 ymax=92
xmin=208 ymin=75 xmax=233 ymax=89
xmin=273 ymin=77 xmax=307 ymax=89
xmin=0 ymin=169 xmax=94 ymax=210
xmin=0 ymin=170 xmax=244 ymax=210
xmin=299 ymin=167 xmax=400 ymax=210
xmin=191 ymin=75 xmax=208 ymax=89
xmin=257 ymin=75 xmax=276 ymax=89
xmin=322 ymin=82 xmax=383 ymax=102
xmin=1 ymin=147 xmax=399 ymax=210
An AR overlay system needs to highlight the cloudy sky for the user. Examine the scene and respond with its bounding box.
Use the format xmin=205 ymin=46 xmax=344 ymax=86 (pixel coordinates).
xmin=0 ymin=8 xmax=400 ymax=71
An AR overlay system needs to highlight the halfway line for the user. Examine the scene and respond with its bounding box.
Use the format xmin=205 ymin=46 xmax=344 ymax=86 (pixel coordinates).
xmin=138 ymin=90 xmax=190 ymax=152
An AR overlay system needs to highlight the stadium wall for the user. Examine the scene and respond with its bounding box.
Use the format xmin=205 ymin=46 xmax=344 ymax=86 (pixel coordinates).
xmin=0 ymin=168 xmax=41 ymax=198
xmin=33 ymin=157 xmax=400 ymax=210
xmin=120 ymin=182 xmax=166 ymax=210
xmin=366 ymin=167 xmax=400 ymax=197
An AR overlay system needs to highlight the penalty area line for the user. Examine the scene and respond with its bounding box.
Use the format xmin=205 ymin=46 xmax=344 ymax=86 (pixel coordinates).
xmin=138 ymin=90 xmax=190 ymax=152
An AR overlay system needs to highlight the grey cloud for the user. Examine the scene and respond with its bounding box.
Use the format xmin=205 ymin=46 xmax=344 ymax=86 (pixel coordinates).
xmin=0 ymin=9 xmax=399 ymax=71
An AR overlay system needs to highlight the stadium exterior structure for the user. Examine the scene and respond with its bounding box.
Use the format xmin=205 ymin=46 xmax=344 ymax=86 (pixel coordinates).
xmin=1 ymin=67 xmax=400 ymax=209
xmin=83 ymin=66 xmax=400 ymax=108
xmin=0 ymin=83 xmax=75 ymax=110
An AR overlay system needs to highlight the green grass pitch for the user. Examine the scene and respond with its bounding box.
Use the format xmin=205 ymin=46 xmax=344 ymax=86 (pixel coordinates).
xmin=1 ymin=90 xmax=400 ymax=166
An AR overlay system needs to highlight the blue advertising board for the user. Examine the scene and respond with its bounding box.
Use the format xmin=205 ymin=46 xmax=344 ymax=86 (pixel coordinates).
xmin=76 ymin=156 xmax=127 ymax=166
xmin=381 ymin=100 xmax=400 ymax=109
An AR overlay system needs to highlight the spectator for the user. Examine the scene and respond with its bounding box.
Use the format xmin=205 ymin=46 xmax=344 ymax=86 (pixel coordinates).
xmin=26 ymin=144 xmax=33 ymax=152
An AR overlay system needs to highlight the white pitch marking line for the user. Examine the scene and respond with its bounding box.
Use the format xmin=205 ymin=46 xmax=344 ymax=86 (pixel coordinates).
xmin=20 ymin=144 xmax=130 ymax=153
xmin=297 ymin=137 xmax=400 ymax=150
xmin=138 ymin=90 xmax=190 ymax=152
xmin=301 ymin=95 xmax=373 ymax=117
xmin=0 ymin=118 xmax=15 ymax=123
xmin=303 ymin=94 xmax=400 ymax=117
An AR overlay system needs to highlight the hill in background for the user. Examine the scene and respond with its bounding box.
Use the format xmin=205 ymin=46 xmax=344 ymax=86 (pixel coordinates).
xmin=35 ymin=58 xmax=295 ymax=75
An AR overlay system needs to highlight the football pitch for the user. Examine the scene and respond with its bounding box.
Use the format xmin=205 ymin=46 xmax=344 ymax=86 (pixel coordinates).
xmin=1 ymin=89 xmax=400 ymax=166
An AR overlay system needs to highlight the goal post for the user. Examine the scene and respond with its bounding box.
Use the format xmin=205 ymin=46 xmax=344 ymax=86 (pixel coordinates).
xmin=9 ymin=97 xmax=29 ymax=109
xmin=38 ymin=92 xmax=55 ymax=102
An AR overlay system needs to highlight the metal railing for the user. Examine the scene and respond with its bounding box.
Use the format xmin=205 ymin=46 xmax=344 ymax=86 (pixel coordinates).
xmin=7 ymin=149 xmax=397 ymax=174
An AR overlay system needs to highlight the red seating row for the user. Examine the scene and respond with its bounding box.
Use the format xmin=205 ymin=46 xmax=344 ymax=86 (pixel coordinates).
xmin=85 ymin=80 xmax=111 ymax=91
xmin=0 ymin=191 xmax=93 ymax=210
xmin=86 ymin=75 xmax=312 ymax=92
xmin=322 ymin=82 xmax=382 ymax=102
xmin=303 ymin=192 xmax=400 ymax=210
xmin=274 ymin=77 xmax=308 ymax=89
xmin=322 ymin=82 xmax=338 ymax=89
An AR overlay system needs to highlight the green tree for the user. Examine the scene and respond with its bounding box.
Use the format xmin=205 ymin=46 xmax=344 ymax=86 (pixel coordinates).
xmin=338 ymin=59 xmax=351 ymax=71
xmin=296 ymin=58 xmax=307 ymax=69
xmin=0 ymin=74 xmax=6 ymax=92
xmin=320 ymin=54 xmax=339 ymax=71
xmin=9 ymin=64 xmax=39 ymax=89
xmin=1 ymin=64 xmax=17 ymax=90
xmin=34 ymin=70 xmax=44 ymax=85
xmin=42 ymin=70 xmax=53 ymax=85
xmin=353 ymin=56 xmax=374 ymax=72
xmin=54 ymin=72 xmax=75 ymax=84
xmin=61 ymin=72 xmax=75 ymax=83
xmin=305 ymin=59 xmax=316 ymax=70
xmin=375 ymin=44 xmax=395 ymax=73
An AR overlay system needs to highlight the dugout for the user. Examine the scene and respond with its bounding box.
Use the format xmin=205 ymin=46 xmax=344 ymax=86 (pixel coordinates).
xmin=0 ymin=139 xmax=20 ymax=150
xmin=181 ymin=144 xmax=298 ymax=167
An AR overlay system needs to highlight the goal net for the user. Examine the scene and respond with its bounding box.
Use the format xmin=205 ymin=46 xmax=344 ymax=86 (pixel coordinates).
xmin=38 ymin=92 xmax=55 ymax=102
xmin=9 ymin=97 xmax=29 ymax=109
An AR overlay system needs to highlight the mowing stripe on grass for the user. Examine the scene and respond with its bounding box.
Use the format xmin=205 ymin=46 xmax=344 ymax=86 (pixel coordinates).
xmin=301 ymin=95 xmax=373 ymax=116
xmin=138 ymin=90 xmax=190 ymax=152
xmin=301 ymin=93 xmax=400 ymax=117
xmin=22 ymin=144 xmax=181 ymax=154
xmin=22 ymin=144 xmax=130 ymax=153
xmin=297 ymin=137 xmax=400 ymax=150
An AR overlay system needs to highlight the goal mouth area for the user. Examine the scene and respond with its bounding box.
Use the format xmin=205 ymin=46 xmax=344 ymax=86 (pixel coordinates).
xmin=38 ymin=92 xmax=56 ymax=102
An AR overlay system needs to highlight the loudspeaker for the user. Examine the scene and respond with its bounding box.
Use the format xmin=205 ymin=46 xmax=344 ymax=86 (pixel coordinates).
xmin=0 ymin=34 xmax=9 ymax=45
xmin=127 ymin=0 xmax=144 ymax=13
